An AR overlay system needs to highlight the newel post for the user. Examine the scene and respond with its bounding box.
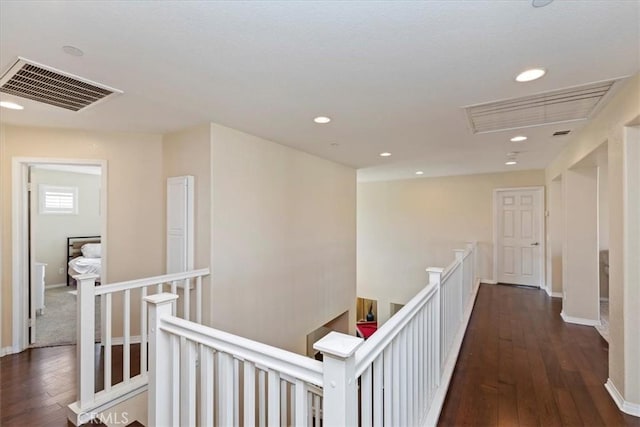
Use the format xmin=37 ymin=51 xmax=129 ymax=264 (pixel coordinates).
xmin=426 ymin=267 xmax=443 ymax=382
xmin=76 ymin=273 xmax=98 ymax=409
xmin=145 ymin=293 xmax=179 ymax=426
xmin=314 ymin=332 xmax=363 ymax=427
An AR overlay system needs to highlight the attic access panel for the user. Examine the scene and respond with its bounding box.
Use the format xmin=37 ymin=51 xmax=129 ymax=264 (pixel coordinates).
xmin=0 ymin=57 xmax=122 ymax=111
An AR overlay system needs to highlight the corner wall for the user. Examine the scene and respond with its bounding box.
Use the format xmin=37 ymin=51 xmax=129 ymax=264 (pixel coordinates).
xmin=209 ymin=123 xmax=357 ymax=355
xmin=162 ymin=124 xmax=212 ymax=324
xmin=357 ymin=169 xmax=545 ymax=324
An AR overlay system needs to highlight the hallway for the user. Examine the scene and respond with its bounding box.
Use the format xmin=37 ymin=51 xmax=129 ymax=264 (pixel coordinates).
xmin=439 ymin=284 xmax=639 ymax=426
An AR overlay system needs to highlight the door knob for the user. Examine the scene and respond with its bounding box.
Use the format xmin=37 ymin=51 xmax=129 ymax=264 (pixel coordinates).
xmin=531 ymin=242 xmax=540 ymax=246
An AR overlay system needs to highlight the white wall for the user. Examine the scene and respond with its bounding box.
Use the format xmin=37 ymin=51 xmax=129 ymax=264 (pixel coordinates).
xmin=209 ymin=123 xmax=357 ymax=355
xmin=357 ymin=170 xmax=545 ymax=324
xmin=546 ymin=177 xmax=563 ymax=295
xmin=31 ymin=169 xmax=101 ymax=286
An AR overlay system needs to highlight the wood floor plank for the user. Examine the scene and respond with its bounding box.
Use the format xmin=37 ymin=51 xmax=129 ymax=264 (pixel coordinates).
xmin=438 ymin=283 xmax=639 ymax=427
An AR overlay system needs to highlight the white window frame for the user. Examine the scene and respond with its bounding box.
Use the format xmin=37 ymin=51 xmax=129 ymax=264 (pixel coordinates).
xmin=39 ymin=184 xmax=78 ymax=215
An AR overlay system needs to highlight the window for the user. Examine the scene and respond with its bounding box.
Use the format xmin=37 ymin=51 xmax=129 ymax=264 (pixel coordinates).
xmin=39 ymin=185 xmax=78 ymax=215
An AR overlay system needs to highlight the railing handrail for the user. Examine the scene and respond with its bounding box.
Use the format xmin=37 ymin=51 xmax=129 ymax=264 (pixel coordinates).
xmin=354 ymin=281 xmax=438 ymax=377
xmin=159 ymin=315 xmax=324 ymax=387
xmin=94 ymin=268 xmax=210 ymax=296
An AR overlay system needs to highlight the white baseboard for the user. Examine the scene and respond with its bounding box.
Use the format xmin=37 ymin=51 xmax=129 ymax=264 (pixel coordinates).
xmin=605 ymin=378 xmax=640 ymax=417
xmin=1 ymin=346 xmax=15 ymax=357
xmin=560 ymin=311 xmax=601 ymax=326
xmin=481 ymin=279 xmax=498 ymax=285
xmin=422 ymin=278 xmax=481 ymax=426
xmin=106 ymin=335 xmax=142 ymax=346
xmin=46 ymin=283 xmax=68 ymax=289
xmin=544 ymin=287 xmax=563 ymax=298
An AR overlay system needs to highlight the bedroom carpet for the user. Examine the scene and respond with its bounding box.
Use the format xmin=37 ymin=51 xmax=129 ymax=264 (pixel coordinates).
xmin=34 ymin=286 xmax=101 ymax=347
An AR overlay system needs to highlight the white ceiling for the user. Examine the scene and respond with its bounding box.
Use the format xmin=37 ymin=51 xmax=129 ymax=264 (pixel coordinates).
xmin=0 ymin=1 xmax=638 ymax=181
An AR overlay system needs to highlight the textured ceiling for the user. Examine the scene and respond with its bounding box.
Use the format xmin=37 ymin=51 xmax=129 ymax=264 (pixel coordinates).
xmin=0 ymin=1 xmax=638 ymax=181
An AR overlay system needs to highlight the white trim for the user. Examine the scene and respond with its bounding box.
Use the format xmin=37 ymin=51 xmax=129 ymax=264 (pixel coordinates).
xmin=422 ymin=278 xmax=481 ymax=426
xmin=481 ymin=279 xmax=498 ymax=285
xmin=1 ymin=346 xmax=15 ymax=357
xmin=492 ymin=186 xmax=546 ymax=287
xmin=45 ymin=283 xmax=68 ymax=289
xmin=560 ymin=311 xmax=601 ymax=326
xmin=12 ymin=157 xmax=108 ymax=353
xmin=605 ymin=378 xmax=640 ymax=417
xmin=545 ymin=287 xmax=563 ymax=298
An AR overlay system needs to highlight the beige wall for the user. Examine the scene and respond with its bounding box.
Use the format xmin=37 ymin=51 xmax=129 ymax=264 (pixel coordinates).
xmin=1 ymin=124 xmax=165 ymax=349
xmin=357 ymin=169 xmax=545 ymax=324
xmin=210 ymin=123 xmax=357 ymax=354
xmin=562 ymin=167 xmax=599 ymax=322
xmin=31 ymin=169 xmax=101 ymax=286
xmin=162 ymin=124 xmax=212 ymax=323
xmin=546 ymin=177 xmax=563 ymax=295
xmin=545 ymin=73 xmax=640 ymax=405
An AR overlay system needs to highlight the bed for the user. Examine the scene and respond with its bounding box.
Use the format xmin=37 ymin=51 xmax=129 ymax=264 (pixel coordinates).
xmin=67 ymin=236 xmax=102 ymax=285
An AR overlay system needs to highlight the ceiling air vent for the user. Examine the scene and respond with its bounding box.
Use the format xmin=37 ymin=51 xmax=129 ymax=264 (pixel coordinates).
xmin=553 ymin=130 xmax=571 ymax=136
xmin=464 ymin=78 xmax=623 ymax=134
xmin=0 ymin=57 xmax=122 ymax=111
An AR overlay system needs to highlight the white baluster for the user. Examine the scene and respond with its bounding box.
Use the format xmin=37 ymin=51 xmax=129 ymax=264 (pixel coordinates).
xmin=184 ymin=278 xmax=191 ymax=321
xmin=373 ymin=355 xmax=384 ymax=427
xmin=361 ymin=365 xmax=372 ymax=427
xmin=123 ymin=289 xmax=131 ymax=382
xmin=294 ymin=380 xmax=308 ymax=426
xmin=141 ymin=286 xmax=148 ymax=376
xmin=76 ymin=274 xmax=98 ymax=409
xmin=268 ymin=370 xmax=281 ymax=427
xmin=218 ymin=352 xmax=234 ymax=426
xmin=383 ymin=346 xmax=392 ymax=426
xmin=196 ymin=275 xmax=202 ymax=324
xmin=181 ymin=338 xmax=197 ymax=426
xmin=314 ymin=332 xmax=363 ymax=427
xmin=259 ymin=370 xmax=266 ymax=427
xmin=244 ymin=361 xmax=256 ymax=427
xmin=426 ymin=267 xmax=443 ymax=382
xmin=200 ymin=345 xmax=215 ymax=426
xmin=145 ymin=292 xmax=179 ymax=426
xmin=105 ymin=293 xmax=112 ymax=392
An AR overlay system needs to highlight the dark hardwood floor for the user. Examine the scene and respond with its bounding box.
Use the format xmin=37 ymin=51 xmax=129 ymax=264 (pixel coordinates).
xmin=439 ymin=283 xmax=640 ymax=427
xmin=2 ymin=284 xmax=638 ymax=426
xmin=0 ymin=344 xmax=143 ymax=426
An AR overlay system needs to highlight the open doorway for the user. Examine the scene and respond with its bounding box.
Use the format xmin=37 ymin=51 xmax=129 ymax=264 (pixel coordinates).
xmin=11 ymin=158 xmax=107 ymax=352
xmin=30 ymin=164 xmax=103 ymax=347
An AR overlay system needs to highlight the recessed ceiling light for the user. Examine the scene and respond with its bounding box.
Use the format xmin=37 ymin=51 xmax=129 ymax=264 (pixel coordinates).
xmin=510 ymin=136 xmax=528 ymax=142
xmin=313 ymin=116 xmax=331 ymax=124
xmin=379 ymin=152 xmax=392 ymax=157
xmin=0 ymin=101 xmax=24 ymax=110
xmin=62 ymin=45 xmax=84 ymax=57
xmin=515 ymin=68 xmax=546 ymax=82
xmin=415 ymin=171 xmax=424 ymax=175
xmin=505 ymin=160 xmax=518 ymax=165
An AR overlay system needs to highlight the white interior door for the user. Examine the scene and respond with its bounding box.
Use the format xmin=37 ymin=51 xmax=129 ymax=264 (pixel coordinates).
xmin=495 ymin=188 xmax=544 ymax=286
xmin=167 ymin=176 xmax=194 ymax=274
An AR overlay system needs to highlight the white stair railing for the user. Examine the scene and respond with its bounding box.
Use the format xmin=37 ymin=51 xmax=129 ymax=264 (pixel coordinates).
xmin=68 ymin=268 xmax=210 ymax=425
xmin=147 ymin=293 xmax=325 ymax=426
xmin=147 ymin=242 xmax=479 ymax=426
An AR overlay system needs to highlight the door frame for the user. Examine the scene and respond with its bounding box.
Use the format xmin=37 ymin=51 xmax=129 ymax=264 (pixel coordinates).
xmin=11 ymin=157 xmax=108 ymax=353
xmin=492 ymin=186 xmax=546 ymax=288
